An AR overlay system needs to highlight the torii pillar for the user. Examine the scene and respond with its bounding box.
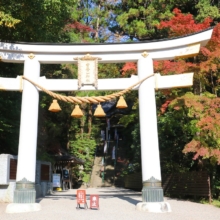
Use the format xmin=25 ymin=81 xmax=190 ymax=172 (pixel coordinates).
xmin=137 ymin=54 xmax=169 ymax=212
xmin=14 ymin=59 xmax=40 ymax=204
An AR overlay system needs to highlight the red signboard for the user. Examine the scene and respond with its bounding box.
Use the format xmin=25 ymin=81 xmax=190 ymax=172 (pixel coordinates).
xmin=90 ymin=194 xmax=99 ymax=209
xmin=77 ymin=190 xmax=86 ymax=204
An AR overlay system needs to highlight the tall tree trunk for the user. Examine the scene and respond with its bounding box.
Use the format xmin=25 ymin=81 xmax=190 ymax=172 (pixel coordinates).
xmin=95 ymin=4 xmax=100 ymax=40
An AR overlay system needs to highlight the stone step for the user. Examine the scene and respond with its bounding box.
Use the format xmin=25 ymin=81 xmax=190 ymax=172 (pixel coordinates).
xmin=89 ymin=155 xmax=125 ymax=188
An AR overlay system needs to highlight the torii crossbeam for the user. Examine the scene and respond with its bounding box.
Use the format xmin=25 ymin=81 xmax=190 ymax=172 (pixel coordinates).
xmin=0 ymin=28 xmax=213 ymax=213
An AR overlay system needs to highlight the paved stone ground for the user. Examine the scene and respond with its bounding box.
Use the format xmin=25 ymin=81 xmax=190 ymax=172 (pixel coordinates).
xmin=1 ymin=187 xmax=220 ymax=220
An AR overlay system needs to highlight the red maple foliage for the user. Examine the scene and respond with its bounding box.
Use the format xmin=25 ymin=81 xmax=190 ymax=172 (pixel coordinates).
xmin=155 ymin=9 xmax=215 ymax=115
xmin=171 ymin=94 xmax=220 ymax=164
xmin=157 ymin=8 xmax=212 ymax=37
xmin=154 ymin=60 xmax=197 ymax=75
xmin=160 ymin=100 xmax=172 ymax=114
xmin=64 ymin=21 xmax=95 ymax=33
xmin=199 ymin=23 xmax=220 ymax=78
xmin=121 ymin=8 xmax=215 ymax=78
xmin=121 ymin=62 xmax=137 ymax=75
xmin=206 ymin=22 xmax=220 ymax=49
xmin=183 ymin=140 xmax=220 ymax=164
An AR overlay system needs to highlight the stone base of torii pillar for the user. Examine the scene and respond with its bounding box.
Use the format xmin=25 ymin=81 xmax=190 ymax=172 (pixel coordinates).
xmin=5 ymin=203 xmax=41 ymax=213
xmin=136 ymin=202 xmax=171 ymax=213
xmin=135 ymin=177 xmax=172 ymax=212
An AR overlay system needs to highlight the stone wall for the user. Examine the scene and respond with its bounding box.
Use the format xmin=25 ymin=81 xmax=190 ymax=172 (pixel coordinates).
xmin=35 ymin=160 xmax=53 ymax=198
xmin=0 ymin=154 xmax=52 ymax=203
xmin=0 ymin=154 xmax=17 ymax=202
xmin=0 ymin=154 xmax=17 ymax=184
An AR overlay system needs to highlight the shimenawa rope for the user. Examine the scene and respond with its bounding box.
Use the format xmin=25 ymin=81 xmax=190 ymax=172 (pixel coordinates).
xmin=22 ymin=74 xmax=155 ymax=104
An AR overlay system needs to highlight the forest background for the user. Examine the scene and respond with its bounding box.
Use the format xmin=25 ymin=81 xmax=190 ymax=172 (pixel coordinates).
xmin=1 ymin=0 xmax=220 ymax=198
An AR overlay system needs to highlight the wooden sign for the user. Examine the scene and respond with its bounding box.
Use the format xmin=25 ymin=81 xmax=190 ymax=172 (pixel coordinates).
xmin=41 ymin=164 xmax=50 ymax=181
xmin=9 ymin=158 xmax=17 ymax=180
xmin=90 ymin=194 xmax=99 ymax=209
xmin=75 ymin=54 xmax=101 ymax=89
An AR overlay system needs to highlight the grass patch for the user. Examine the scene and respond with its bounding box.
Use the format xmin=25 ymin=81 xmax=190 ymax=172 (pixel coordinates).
xmin=211 ymin=200 xmax=220 ymax=208
xmin=200 ymin=198 xmax=220 ymax=208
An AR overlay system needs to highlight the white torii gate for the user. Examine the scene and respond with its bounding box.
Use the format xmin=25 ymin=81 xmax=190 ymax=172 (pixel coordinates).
xmin=0 ymin=28 xmax=213 ymax=213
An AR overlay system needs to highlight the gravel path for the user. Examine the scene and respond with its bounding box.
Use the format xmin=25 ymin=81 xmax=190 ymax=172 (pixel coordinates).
xmin=0 ymin=187 xmax=220 ymax=220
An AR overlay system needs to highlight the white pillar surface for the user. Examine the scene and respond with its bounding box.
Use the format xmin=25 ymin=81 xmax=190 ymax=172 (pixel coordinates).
xmin=16 ymin=59 xmax=40 ymax=182
xmin=138 ymin=55 xmax=161 ymax=181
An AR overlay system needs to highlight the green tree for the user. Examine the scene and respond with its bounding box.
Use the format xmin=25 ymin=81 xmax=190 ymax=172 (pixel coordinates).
xmin=111 ymin=0 xmax=220 ymax=40
xmin=0 ymin=0 xmax=78 ymax=42
xmin=0 ymin=63 xmax=23 ymax=154
xmin=0 ymin=11 xmax=20 ymax=27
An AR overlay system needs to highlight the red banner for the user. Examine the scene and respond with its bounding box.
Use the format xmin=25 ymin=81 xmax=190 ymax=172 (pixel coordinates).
xmin=77 ymin=190 xmax=86 ymax=204
xmin=90 ymin=194 xmax=99 ymax=209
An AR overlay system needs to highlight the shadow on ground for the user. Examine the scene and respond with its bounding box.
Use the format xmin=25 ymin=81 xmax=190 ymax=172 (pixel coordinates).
xmin=36 ymin=189 xmax=141 ymax=206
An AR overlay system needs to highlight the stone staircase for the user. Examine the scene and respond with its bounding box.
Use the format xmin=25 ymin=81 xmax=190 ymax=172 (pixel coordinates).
xmin=89 ymin=154 xmax=125 ymax=188
xmin=90 ymin=156 xmax=113 ymax=187
xmin=89 ymin=156 xmax=103 ymax=187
